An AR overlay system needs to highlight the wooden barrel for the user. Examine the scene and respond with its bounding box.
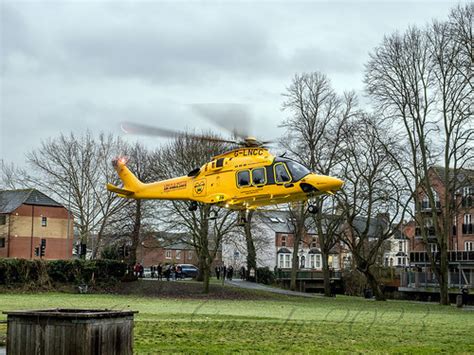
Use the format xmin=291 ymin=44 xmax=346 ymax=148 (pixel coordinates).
xmin=4 ymin=309 xmax=138 ymax=355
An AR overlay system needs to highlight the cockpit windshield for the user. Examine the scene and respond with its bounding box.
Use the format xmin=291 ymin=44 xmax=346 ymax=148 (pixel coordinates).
xmin=286 ymin=161 xmax=310 ymax=181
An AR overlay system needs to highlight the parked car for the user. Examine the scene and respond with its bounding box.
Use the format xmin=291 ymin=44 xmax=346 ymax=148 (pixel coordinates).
xmin=143 ymin=267 xmax=152 ymax=278
xmin=178 ymin=264 xmax=199 ymax=278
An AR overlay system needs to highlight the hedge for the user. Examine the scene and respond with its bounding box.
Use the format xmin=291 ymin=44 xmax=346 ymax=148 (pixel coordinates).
xmin=0 ymin=258 xmax=127 ymax=286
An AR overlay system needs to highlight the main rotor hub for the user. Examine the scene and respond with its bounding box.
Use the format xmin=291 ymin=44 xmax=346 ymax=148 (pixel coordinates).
xmin=244 ymin=136 xmax=259 ymax=147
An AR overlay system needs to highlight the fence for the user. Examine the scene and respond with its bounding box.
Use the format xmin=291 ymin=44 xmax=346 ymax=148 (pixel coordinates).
xmin=400 ymin=270 xmax=474 ymax=289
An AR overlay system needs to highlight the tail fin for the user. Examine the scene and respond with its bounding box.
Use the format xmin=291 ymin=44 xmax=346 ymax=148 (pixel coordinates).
xmin=107 ymin=158 xmax=144 ymax=197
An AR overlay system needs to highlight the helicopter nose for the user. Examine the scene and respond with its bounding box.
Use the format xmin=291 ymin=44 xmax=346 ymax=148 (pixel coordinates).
xmin=301 ymin=174 xmax=344 ymax=193
xmin=327 ymin=177 xmax=344 ymax=192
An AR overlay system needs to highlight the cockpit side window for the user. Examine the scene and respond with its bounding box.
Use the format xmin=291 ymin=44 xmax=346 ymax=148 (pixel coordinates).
xmin=251 ymin=168 xmax=266 ymax=186
xmin=237 ymin=170 xmax=251 ymax=187
xmin=286 ymin=161 xmax=310 ymax=181
xmin=274 ymin=163 xmax=292 ymax=183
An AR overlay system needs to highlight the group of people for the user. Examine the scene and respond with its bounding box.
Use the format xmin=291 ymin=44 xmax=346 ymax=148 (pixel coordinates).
xmin=215 ymin=265 xmax=235 ymax=280
xmin=133 ymin=263 xmax=184 ymax=281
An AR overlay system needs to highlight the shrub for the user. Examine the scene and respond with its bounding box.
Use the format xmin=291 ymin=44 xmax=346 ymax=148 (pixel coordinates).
xmin=0 ymin=258 xmax=127 ymax=287
xmin=256 ymin=267 xmax=275 ymax=285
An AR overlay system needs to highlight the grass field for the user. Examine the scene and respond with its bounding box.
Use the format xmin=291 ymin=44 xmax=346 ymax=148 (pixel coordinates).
xmin=0 ymin=282 xmax=473 ymax=353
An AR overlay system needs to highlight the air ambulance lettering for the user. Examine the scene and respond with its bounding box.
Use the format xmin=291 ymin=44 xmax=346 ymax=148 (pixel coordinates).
xmin=164 ymin=181 xmax=187 ymax=192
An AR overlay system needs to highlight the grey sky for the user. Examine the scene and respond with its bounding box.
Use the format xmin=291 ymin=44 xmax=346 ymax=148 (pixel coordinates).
xmin=0 ymin=0 xmax=464 ymax=166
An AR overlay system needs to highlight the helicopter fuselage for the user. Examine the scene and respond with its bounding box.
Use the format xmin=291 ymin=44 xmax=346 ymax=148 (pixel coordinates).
xmin=107 ymin=147 xmax=343 ymax=209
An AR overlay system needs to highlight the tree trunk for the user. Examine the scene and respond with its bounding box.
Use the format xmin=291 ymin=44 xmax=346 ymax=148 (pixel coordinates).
xmin=129 ymin=200 xmax=142 ymax=265
xmin=321 ymin=252 xmax=331 ymax=297
xmin=196 ymin=255 xmax=205 ymax=282
xmin=244 ymin=211 xmax=256 ymax=280
xmin=364 ymin=270 xmax=386 ymax=301
xmin=202 ymin=263 xmax=210 ymax=294
xmin=439 ymin=246 xmax=449 ymax=305
xmin=290 ymin=244 xmax=300 ymax=291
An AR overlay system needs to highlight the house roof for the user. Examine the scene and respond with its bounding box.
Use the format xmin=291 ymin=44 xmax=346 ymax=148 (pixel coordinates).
xmin=154 ymin=232 xmax=192 ymax=250
xmin=431 ymin=166 xmax=474 ymax=187
xmin=348 ymin=215 xmax=408 ymax=240
xmin=0 ymin=189 xmax=63 ymax=214
xmin=258 ymin=210 xmax=318 ymax=234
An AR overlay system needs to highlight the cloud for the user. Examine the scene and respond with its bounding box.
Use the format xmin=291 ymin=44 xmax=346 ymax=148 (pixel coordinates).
xmin=0 ymin=0 xmax=466 ymax=167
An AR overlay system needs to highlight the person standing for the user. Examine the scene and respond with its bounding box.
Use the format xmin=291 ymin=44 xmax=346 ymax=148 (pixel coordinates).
xmin=157 ymin=264 xmax=163 ymax=280
xmin=215 ymin=266 xmax=220 ymax=280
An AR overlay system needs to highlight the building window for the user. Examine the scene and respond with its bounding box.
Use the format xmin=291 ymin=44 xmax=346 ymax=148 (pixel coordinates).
xmin=462 ymin=186 xmax=474 ymax=197
xmin=0 ymin=238 xmax=5 ymax=248
xmin=176 ymin=250 xmax=181 ymax=259
xmin=41 ymin=217 xmax=47 ymax=227
xmin=299 ymin=255 xmax=305 ymax=269
xmin=397 ymin=257 xmax=402 ymax=265
xmin=421 ymin=190 xmax=440 ymax=209
xmin=188 ymin=251 xmax=193 ymax=260
xmin=463 ymin=214 xmax=473 ymax=234
xmin=429 ymin=243 xmax=438 ymax=253
xmin=309 ymin=254 xmax=315 ymax=268
xmin=332 ymin=256 xmax=339 ymax=269
xmin=251 ymin=167 xmax=266 ymax=186
xmin=284 ymin=254 xmax=291 ymax=268
xmin=384 ymin=257 xmax=389 ymax=267
xmin=237 ymin=170 xmax=251 ymax=187
xmin=281 ymin=235 xmax=287 ymax=247
xmin=315 ymin=254 xmax=321 ymax=269
xmin=311 ymin=238 xmax=317 ymax=248
xmin=274 ymin=163 xmax=291 ymax=183
xmin=0 ymin=215 xmax=6 ymax=225
xmin=465 ymin=241 xmax=474 ymax=251
xmin=165 ymin=250 xmax=172 ymax=259
xmin=398 ymin=241 xmax=403 ymax=252
xmin=464 ymin=214 xmax=472 ymax=225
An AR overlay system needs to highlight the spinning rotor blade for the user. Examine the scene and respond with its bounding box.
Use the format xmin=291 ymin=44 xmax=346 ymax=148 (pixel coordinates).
xmin=121 ymin=121 xmax=240 ymax=145
xmin=121 ymin=122 xmax=178 ymax=138
xmin=190 ymin=103 xmax=251 ymax=139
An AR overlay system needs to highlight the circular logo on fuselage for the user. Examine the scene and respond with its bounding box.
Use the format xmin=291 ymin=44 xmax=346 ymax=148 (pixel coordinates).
xmin=194 ymin=181 xmax=205 ymax=194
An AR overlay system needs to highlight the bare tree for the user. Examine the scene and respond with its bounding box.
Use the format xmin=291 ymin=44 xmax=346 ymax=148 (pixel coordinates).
xmin=109 ymin=142 xmax=157 ymax=264
xmin=0 ymin=160 xmax=26 ymax=190
xmin=150 ymin=132 xmax=236 ymax=293
xmin=365 ymin=6 xmax=473 ymax=304
xmin=338 ymin=114 xmax=410 ymax=301
xmin=281 ymin=72 xmax=358 ymax=295
xmin=20 ymin=132 xmax=127 ymax=258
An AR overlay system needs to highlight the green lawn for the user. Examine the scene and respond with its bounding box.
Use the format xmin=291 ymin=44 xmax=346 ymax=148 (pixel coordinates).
xmin=0 ymin=286 xmax=473 ymax=353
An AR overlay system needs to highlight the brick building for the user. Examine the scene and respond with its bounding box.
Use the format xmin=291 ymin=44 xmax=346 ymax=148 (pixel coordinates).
xmin=406 ymin=166 xmax=474 ymax=252
xmin=400 ymin=166 xmax=474 ymax=292
xmin=136 ymin=232 xmax=221 ymax=267
xmin=0 ymin=189 xmax=73 ymax=260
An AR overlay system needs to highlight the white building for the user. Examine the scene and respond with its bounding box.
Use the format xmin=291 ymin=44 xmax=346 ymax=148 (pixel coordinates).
xmin=222 ymin=210 xmax=347 ymax=271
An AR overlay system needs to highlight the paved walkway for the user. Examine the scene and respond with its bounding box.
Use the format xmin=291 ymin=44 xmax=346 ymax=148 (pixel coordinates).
xmin=225 ymin=279 xmax=319 ymax=298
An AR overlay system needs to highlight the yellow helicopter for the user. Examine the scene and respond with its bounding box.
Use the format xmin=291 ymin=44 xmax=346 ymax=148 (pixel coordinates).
xmin=106 ymin=122 xmax=344 ymax=215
